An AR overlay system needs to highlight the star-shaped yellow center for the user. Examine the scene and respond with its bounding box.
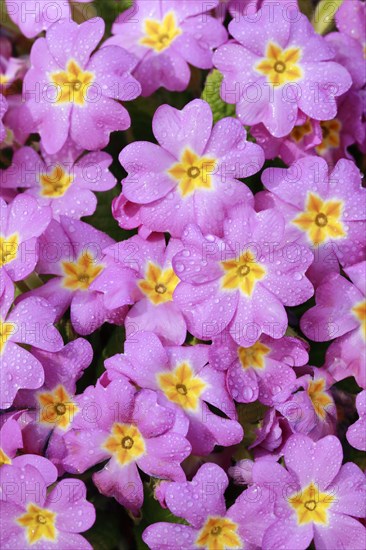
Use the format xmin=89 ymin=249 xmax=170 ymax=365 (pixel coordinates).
xmin=140 ymin=11 xmax=182 ymax=52
xmin=292 ymin=192 xmax=346 ymax=245
xmin=138 ymin=262 xmax=180 ymax=305
xmin=168 ymin=148 xmax=217 ymax=198
xmin=103 ymin=423 xmax=145 ymax=466
xmin=39 ymin=165 xmax=74 ymax=198
xmin=17 ymin=503 xmax=57 ymax=545
xmin=316 ymin=119 xmax=342 ymax=154
xmin=62 ymin=253 xmax=104 ymax=291
xmin=37 ymin=385 xmax=79 ymax=430
xmin=288 ymin=482 xmax=335 ymax=526
xmin=0 ymin=318 xmax=16 ymax=355
xmin=290 ymin=118 xmax=313 ymax=143
xmin=0 ymin=233 xmax=19 ymax=267
xmin=158 ymin=362 xmax=206 ymax=412
xmin=352 ymin=300 xmax=366 ymax=341
xmin=195 ymin=516 xmax=242 ymax=550
xmin=238 ymin=341 xmax=270 ymax=370
xmin=221 ymin=251 xmax=266 ymax=296
xmin=307 ymin=378 xmax=333 ymax=420
xmin=50 ymin=59 xmax=94 ymax=106
xmin=256 ymin=42 xmax=303 ymax=86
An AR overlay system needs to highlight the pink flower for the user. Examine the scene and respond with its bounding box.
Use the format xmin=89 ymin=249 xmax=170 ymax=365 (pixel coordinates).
xmin=1 ymin=463 xmax=95 ymax=549
xmin=116 ymin=99 xmax=264 ymax=237
xmin=105 ymin=0 xmax=227 ymax=96
xmin=251 ymin=434 xmax=366 ymax=550
xmin=63 ymin=377 xmax=191 ymax=514
xmin=173 ymin=204 xmax=313 ymax=347
xmin=213 ymin=4 xmax=352 ymax=137
xmin=23 ymin=17 xmax=141 ymax=154
xmin=347 ymin=390 xmax=366 ymax=452
xmin=105 ymin=331 xmax=243 ymax=455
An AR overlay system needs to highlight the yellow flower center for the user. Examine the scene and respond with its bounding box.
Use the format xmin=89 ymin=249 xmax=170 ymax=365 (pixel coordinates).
xmin=290 ymin=118 xmax=313 ymax=143
xmin=0 ymin=233 xmax=19 ymax=267
xmin=37 ymin=385 xmax=79 ymax=430
xmin=352 ymin=300 xmax=366 ymax=341
xmin=256 ymin=42 xmax=303 ymax=86
xmin=138 ymin=262 xmax=180 ymax=305
xmin=316 ymin=119 xmax=342 ymax=154
xmin=238 ymin=342 xmax=270 ymax=370
xmin=0 ymin=448 xmax=12 ymax=466
xmin=307 ymin=378 xmax=333 ymax=420
xmin=39 ymin=165 xmax=74 ymax=198
xmin=103 ymin=423 xmax=145 ymax=466
xmin=157 ymin=362 xmax=206 ymax=411
xmin=17 ymin=503 xmax=57 ymax=545
xmin=195 ymin=517 xmax=242 ymax=550
xmin=140 ymin=11 xmax=182 ymax=52
xmin=292 ymin=192 xmax=346 ymax=245
xmin=0 ymin=318 xmax=16 ymax=355
xmin=168 ymin=148 xmax=217 ymax=198
xmin=50 ymin=59 xmax=94 ymax=106
xmin=288 ymin=482 xmax=335 ymax=526
xmin=62 ymin=253 xmax=104 ymax=291
xmin=221 ymin=251 xmax=266 ymax=296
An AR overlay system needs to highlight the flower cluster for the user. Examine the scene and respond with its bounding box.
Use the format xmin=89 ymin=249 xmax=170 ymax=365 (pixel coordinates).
xmin=0 ymin=0 xmax=365 ymax=549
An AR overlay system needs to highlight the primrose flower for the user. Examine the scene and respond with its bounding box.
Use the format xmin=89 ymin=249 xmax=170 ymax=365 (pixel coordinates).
xmin=106 ymin=0 xmax=227 ymax=96
xmin=302 ymin=261 xmax=366 ymax=389
xmin=0 ymin=463 xmax=95 ymax=549
xmin=105 ymin=331 xmax=243 ymax=456
xmin=63 ymin=377 xmax=191 ymax=514
xmin=24 ymin=217 xmax=127 ymax=335
xmin=173 ymin=205 xmax=313 ymax=347
xmin=4 ymin=0 xmax=90 ymax=38
xmin=0 ymin=417 xmax=59 ymax=483
xmin=91 ymin=234 xmax=187 ymax=345
xmin=23 ymin=17 xmax=141 ymax=154
xmin=335 ymin=0 xmax=366 ymax=57
xmin=0 ymin=194 xmax=51 ymax=282
xmin=249 ymin=408 xmax=292 ymax=461
xmin=0 ymin=271 xmax=63 ymax=409
xmin=251 ymin=434 xmax=366 ymax=550
xmin=213 ymin=5 xmax=352 ymax=137
xmin=277 ymin=368 xmax=337 ymax=441
xmin=12 ymin=339 xmax=92 ymax=470
xmin=209 ymin=332 xmax=308 ymax=405
xmin=260 ymin=157 xmax=366 ymax=284
xmin=347 ymin=390 xmax=366 ymax=452
xmin=1 ymin=142 xmax=116 ymax=219
xmin=116 ymin=99 xmax=264 ymax=237
xmin=143 ymin=462 xmax=274 ymax=550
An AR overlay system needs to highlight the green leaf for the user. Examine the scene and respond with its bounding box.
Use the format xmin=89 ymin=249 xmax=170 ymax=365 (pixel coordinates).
xmin=311 ymin=0 xmax=344 ymax=35
xmin=201 ymin=70 xmax=236 ymax=123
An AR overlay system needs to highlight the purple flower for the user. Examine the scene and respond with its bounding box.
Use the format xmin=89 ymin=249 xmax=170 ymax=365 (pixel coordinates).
xmin=210 ymin=332 xmax=308 ymax=405
xmin=63 ymin=377 xmax=191 ymax=514
xmin=5 ymin=0 xmax=90 ymax=38
xmin=213 ymin=5 xmax=352 ymax=137
xmin=0 ymin=93 xmax=8 ymax=142
xmin=301 ymin=261 xmax=365 ymax=389
xmin=24 ymin=217 xmax=127 ymax=335
xmin=105 ymin=0 xmax=227 ymax=96
xmin=143 ymin=462 xmax=274 ymax=550
xmin=249 ymin=407 xmax=293 ymax=461
xmin=347 ymin=390 xmax=366 ymax=452
xmin=105 ymin=331 xmax=243 ymax=455
xmin=116 ymin=99 xmax=264 ymax=237
xmin=0 ymin=271 xmax=63 ymax=409
xmin=172 ymin=204 xmax=313 ymax=347
xmin=1 ymin=463 xmax=95 ymax=549
xmin=12 ymin=338 xmax=92 ymax=472
xmin=260 ymin=157 xmax=366 ymax=284
xmin=335 ymin=0 xmax=366 ymax=56
xmin=1 ymin=142 xmax=116 ymax=219
xmin=251 ymin=434 xmax=366 ymax=550
xmin=23 ymin=17 xmax=141 ymax=154
xmin=91 ymin=234 xmax=187 ymax=345
xmin=0 ymin=194 xmax=51 ymax=282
